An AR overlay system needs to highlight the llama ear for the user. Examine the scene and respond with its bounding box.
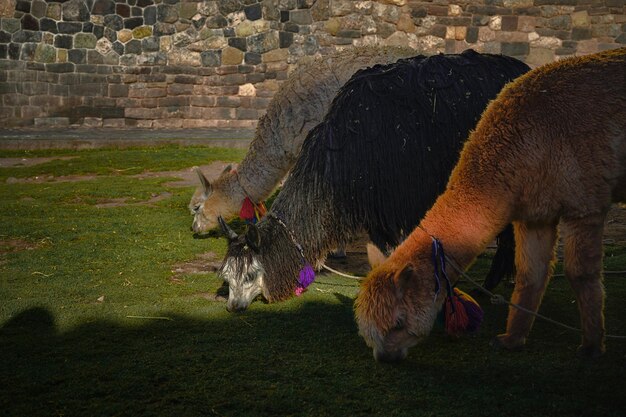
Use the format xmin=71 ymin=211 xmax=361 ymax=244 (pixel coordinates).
xmin=221 ymin=164 xmax=233 ymax=175
xmin=393 ymin=265 xmax=415 ymax=299
xmin=245 ymin=223 xmax=261 ymax=252
xmin=218 ymin=216 xmax=238 ymax=242
xmin=193 ymin=166 xmax=212 ymax=197
xmin=366 ymin=243 xmax=387 ymax=269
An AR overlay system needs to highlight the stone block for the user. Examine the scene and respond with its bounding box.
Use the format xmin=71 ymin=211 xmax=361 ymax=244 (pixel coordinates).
xmin=546 ymin=15 xmax=571 ymax=31
xmin=129 ymin=86 xmax=167 ymax=98
xmin=173 ymin=74 xmax=196 ymax=84
xmin=236 ymin=107 xmax=259 ymax=120
xmin=124 ymin=17 xmax=144 ymax=30
xmin=102 ymin=118 xmax=126 ymax=128
xmin=157 ymin=4 xmax=178 ymax=24
xmin=83 ymin=117 xmax=102 ymax=128
xmin=34 ymin=43 xmax=56 ymax=63
xmin=108 ymin=83 xmax=128 ymax=97
xmin=21 ymin=14 xmax=39 ymax=31
xmin=15 ymin=0 xmax=30 ymax=13
xmin=526 ymin=46 xmax=554 ymax=66
xmin=1 ymin=18 xmax=20 ymax=33
xmin=248 ymin=31 xmax=279 ymax=54
xmin=571 ymin=27 xmax=592 ymax=40
xmin=258 ymin=48 xmax=286 ymax=65
xmin=18 ymin=81 xmax=47 ymax=95
xmin=245 ymin=3 xmax=262 ymax=21
xmin=244 ymin=51 xmax=261 ymax=65
xmin=465 ymin=26 xmax=478 ymax=43
xmin=92 ymin=0 xmax=115 ymax=16
xmin=290 ymin=9 xmax=312 ymax=25
xmin=58 ymin=22 xmax=83 ymax=34
xmin=478 ymin=27 xmax=496 ymax=42
xmin=189 ymin=95 xmax=216 ymax=108
xmin=144 ymin=6 xmax=157 ymax=25
xmin=68 ymin=48 xmax=86 ymax=64
xmin=222 ymin=46 xmax=244 ymax=65
xmin=130 ymin=25 xmax=151 ymax=41
xmin=63 ymin=0 xmax=90 ymax=22
xmin=518 ymin=15 xmax=535 ymax=32
xmin=34 ymin=117 xmax=70 ymax=127
xmin=46 ymin=3 xmax=61 ymax=20
xmin=104 ymin=15 xmax=123 ymax=31
xmin=167 ymin=83 xmax=194 ymax=95
xmin=228 ymin=36 xmax=247 ymax=51
xmin=501 ymin=15 xmax=518 ymax=31
xmin=125 ymin=39 xmax=141 ymax=54
xmin=501 ymin=41 xmax=529 ymax=56
xmin=69 ymin=83 xmax=106 ymax=96
xmin=75 ymin=33 xmax=97 ymax=49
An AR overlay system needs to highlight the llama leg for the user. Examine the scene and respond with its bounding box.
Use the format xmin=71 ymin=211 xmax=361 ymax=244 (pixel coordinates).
xmin=493 ymin=222 xmax=557 ymax=350
xmin=560 ymin=215 xmax=606 ymax=358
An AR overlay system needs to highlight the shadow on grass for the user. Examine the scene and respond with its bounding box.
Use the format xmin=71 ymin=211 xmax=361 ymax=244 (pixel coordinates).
xmin=1 ymin=295 xmax=625 ymax=417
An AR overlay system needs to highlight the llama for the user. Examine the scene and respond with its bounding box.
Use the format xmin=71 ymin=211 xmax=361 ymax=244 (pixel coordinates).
xmin=190 ymin=46 xmax=415 ymax=233
xmin=218 ymin=50 xmax=530 ymax=312
xmin=355 ymin=47 xmax=626 ymax=362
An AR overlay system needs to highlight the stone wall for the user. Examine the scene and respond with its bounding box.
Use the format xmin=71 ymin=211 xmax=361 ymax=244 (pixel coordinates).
xmin=1 ymin=0 xmax=625 ymax=129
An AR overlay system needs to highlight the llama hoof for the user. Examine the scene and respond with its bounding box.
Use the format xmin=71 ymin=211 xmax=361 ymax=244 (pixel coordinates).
xmin=490 ymin=334 xmax=525 ymax=351
xmin=576 ymin=344 xmax=605 ymax=360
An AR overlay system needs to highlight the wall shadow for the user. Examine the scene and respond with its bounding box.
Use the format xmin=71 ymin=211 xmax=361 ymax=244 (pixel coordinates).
xmin=1 ymin=296 xmax=625 ymax=417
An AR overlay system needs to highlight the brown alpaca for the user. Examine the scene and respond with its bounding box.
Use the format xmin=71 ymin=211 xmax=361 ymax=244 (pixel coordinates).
xmin=355 ymin=47 xmax=626 ymax=362
xmin=190 ymin=46 xmax=415 ymax=233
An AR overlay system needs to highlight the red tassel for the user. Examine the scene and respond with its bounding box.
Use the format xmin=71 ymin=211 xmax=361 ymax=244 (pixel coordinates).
xmin=239 ymin=197 xmax=255 ymax=222
xmin=444 ymin=288 xmax=483 ymax=336
xmin=444 ymin=295 xmax=469 ymax=337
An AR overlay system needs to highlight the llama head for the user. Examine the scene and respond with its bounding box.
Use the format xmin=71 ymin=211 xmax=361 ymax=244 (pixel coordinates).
xmin=355 ymin=261 xmax=439 ymax=362
xmin=217 ymin=217 xmax=267 ymax=312
xmin=190 ymin=165 xmax=239 ymax=234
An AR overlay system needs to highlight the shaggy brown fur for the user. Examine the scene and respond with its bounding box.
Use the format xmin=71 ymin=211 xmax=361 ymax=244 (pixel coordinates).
xmin=190 ymin=46 xmax=415 ymax=233
xmin=355 ymin=47 xmax=626 ymax=362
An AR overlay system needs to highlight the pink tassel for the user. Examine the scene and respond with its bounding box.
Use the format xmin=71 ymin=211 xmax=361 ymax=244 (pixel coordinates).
xmin=295 ymin=263 xmax=315 ymax=296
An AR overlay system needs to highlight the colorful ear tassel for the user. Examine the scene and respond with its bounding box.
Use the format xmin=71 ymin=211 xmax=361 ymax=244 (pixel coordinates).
xmin=240 ymin=197 xmax=267 ymax=224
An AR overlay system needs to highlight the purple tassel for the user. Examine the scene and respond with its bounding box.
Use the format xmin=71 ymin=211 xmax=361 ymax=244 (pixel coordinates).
xmin=298 ymin=263 xmax=315 ymax=288
xmin=454 ymin=288 xmax=484 ymax=333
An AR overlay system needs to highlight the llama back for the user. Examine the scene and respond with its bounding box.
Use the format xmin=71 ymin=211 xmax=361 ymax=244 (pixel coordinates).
xmin=278 ymin=50 xmax=530 ymax=251
xmin=236 ymin=46 xmax=416 ymax=195
xmin=450 ymin=47 xmax=626 ymax=217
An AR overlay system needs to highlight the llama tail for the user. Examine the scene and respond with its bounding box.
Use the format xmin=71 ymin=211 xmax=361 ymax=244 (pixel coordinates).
xmin=482 ymin=224 xmax=516 ymax=291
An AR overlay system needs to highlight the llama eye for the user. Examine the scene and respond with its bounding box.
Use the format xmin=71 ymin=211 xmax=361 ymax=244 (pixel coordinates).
xmin=244 ymin=272 xmax=256 ymax=283
xmin=393 ymin=317 xmax=406 ymax=331
xmin=193 ymin=204 xmax=201 ymax=213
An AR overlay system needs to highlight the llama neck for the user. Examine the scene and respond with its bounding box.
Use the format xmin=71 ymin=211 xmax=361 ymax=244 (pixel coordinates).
xmin=236 ymin=154 xmax=288 ymax=204
xmin=398 ymin=189 xmax=512 ymax=281
xmin=269 ymin=181 xmax=342 ymax=267
xmin=236 ymin=120 xmax=303 ymax=204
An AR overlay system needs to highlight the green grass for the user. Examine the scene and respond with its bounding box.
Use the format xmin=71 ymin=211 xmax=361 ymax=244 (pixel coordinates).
xmin=1 ymin=146 xmax=625 ymax=417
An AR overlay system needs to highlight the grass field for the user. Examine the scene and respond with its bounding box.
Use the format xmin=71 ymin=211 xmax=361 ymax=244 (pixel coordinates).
xmin=1 ymin=145 xmax=625 ymax=417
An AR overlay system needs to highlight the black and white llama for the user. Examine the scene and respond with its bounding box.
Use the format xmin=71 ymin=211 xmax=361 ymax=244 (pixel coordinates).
xmin=218 ymin=50 xmax=530 ymax=312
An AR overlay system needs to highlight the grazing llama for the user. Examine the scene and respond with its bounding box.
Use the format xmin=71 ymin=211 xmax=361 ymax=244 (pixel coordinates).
xmin=189 ymin=46 xmax=415 ymax=234
xmin=355 ymin=47 xmax=626 ymax=362
xmin=218 ymin=50 xmax=529 ymax=312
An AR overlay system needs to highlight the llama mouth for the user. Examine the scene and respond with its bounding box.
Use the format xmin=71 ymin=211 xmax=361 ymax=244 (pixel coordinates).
xmin=192 ymin=230 xmax=221 ymax=239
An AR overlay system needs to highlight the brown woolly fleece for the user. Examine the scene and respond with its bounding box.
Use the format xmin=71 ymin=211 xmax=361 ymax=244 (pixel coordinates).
xmin=356 ymin=47 xmax=626 ymax=361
